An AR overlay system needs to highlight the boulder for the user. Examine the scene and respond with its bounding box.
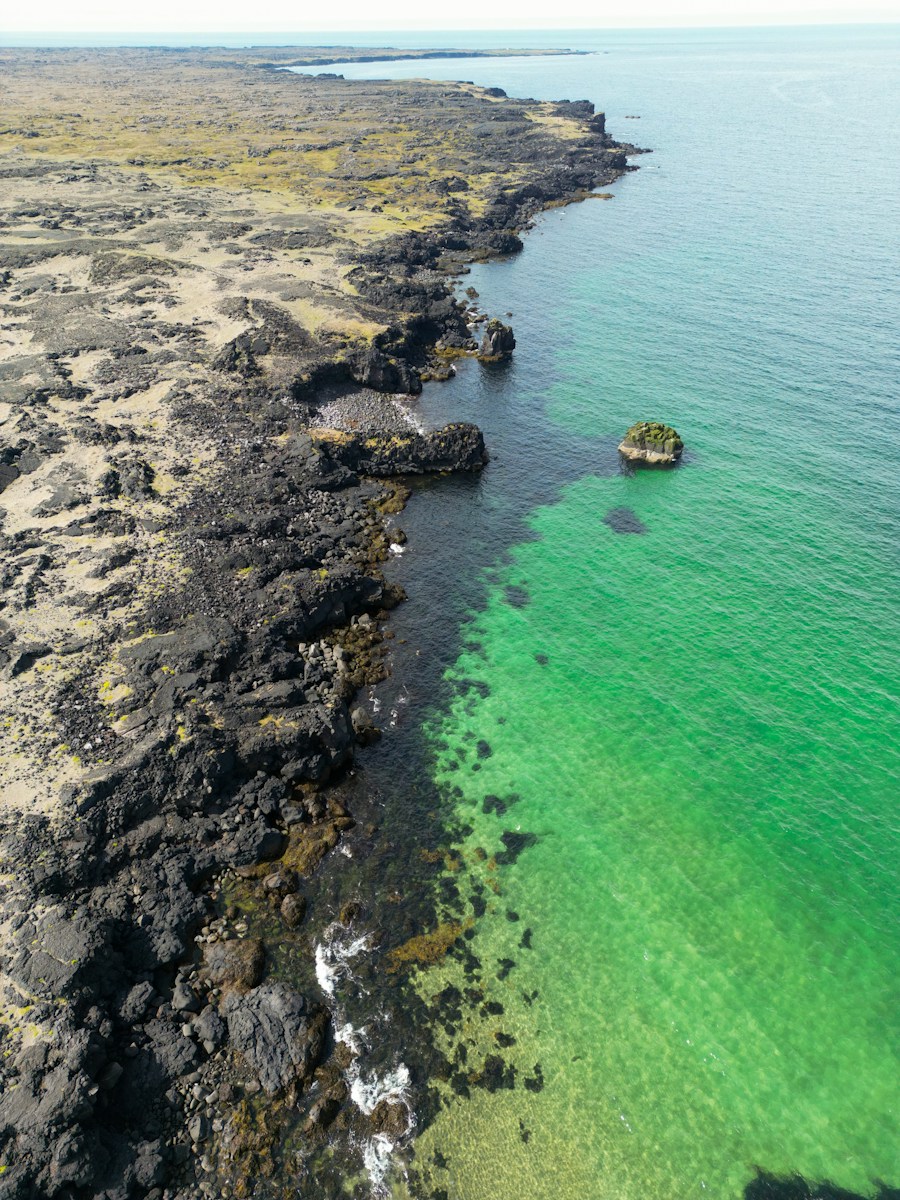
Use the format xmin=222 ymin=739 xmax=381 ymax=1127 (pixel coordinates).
xmin=171 ymin=977 xmax=200 ymax=1014
xmin=262 ymin=868 xmax=297 ymax=898
xmin=196 ymin=1004 xmax=226 ymax=1051
xmin=200 ymin=937 xmax=265 ymax=992
xmin=351 ymin=705 xmax=379 ymax=745
xmin=478 ymin=319 xmax=516 ymax=361
xmin=280 ymin=893 xmax=307 ymax=929
xmin=223 ymin=983 xmax=327 ymax=1094
xmin=351 ymin=347 xmax=421 ymax=395
xmin=618 ymin=421 xmax=684 ymax=465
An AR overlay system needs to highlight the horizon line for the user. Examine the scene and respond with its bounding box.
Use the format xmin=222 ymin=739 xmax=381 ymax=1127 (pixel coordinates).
xmin=3 ymin=19 xmax=900 ymax=36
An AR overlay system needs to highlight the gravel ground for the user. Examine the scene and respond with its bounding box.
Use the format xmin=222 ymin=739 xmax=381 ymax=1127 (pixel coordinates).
xmin=312 ymin=388 xmax=427 ymax=435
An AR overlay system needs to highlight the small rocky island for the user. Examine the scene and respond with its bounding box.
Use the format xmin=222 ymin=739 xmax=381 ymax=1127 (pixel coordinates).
xmin=479 ymin=319 xmax=516 ymax=362
xmin=618 ymin=421 xmax=684 ymax=464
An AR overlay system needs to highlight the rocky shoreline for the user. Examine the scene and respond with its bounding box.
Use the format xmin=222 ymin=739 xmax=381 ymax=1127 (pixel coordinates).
xmin=0 ymin=49 xmax=640 ymax=1200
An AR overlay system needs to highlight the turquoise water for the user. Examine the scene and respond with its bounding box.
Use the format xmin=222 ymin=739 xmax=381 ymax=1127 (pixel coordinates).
xmin=332 ymin=29 xmax=900 ymax=1200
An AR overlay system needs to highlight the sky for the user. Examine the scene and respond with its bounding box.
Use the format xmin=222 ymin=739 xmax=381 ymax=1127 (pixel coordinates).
xmin=3 ymin=0 xmax=898 ymax=32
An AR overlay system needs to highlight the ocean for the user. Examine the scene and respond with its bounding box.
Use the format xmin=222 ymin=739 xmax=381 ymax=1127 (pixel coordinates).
xmin=311 ymin=26 xmax=900 ymax=1200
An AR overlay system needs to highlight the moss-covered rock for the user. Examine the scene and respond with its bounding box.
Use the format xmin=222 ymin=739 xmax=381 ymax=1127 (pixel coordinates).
xmin=478 ymin=318 xmax=516 ymax=361
xmin=618 ymin=421 xmax=684 ymax=464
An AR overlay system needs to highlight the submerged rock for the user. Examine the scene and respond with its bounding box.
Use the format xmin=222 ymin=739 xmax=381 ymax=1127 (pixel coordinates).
xmin=618 ymin=421 xmax=684 ymax=464
xmin=603 ymin=506 xmax=647 ymax=534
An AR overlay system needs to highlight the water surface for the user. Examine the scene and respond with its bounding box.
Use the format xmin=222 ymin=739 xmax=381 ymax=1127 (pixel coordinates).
xmin=316 ymin=28 xmax=900 ymax=1200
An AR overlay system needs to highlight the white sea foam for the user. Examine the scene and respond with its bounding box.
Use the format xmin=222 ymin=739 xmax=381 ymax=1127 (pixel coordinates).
xmin=315 ymin=932 xmax=413 ymax=1195
xmin=349 ymin=1061 xmax=411 ymax=1116
xmin=314 ymin=943 xmax=340 ymax=997
xmin=362 ymin=1134 xmax=397 ymax=1193
xmin=393 ymin=401 xmax=427 ymax=435
xmin=335 ymin=1021 xmax=366 ymax=1054
xmin=313 ymin=924 xmax=373 ymax=997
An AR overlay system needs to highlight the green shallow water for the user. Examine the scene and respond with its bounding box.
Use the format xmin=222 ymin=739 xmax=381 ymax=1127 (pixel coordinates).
xmin=333 ymin=27 xmax=900 ymax=1200
xmin=410 ymin=461 xmax=899 ymax=1197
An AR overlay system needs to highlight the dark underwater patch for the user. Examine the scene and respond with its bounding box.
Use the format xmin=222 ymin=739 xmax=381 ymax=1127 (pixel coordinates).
xmin=603 ymin=505 xmax=647 ymax=534
xmin=524 ymin=1063 xmax=545 ymax=1092
xmin=450 ymin=1072 xmax=470 ymax=1097
xmin=496 ymin=829 xmax=537 ymax=865
xmin=474 ymin=1054 xmax=516 ymax=1092
xmin=458 ymin=677 xmax=491 ymax=699
xmin=504 ymin=585 xmax=531 ymax=608
xmin=744 ymin=1172 xmax=900 ymax=1200
xmin=535 ymin=652 xmax=549 ymax=666
xmin=483 ymin=793 xmax=519 ymax=816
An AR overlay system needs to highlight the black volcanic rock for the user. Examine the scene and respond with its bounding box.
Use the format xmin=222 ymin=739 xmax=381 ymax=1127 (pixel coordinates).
xmin=351 ymin=347 xmax=421 ymax=395
xmin=479 ymin=319 xmax=516 ymax=361
xmin=313 ymin=423 xmax=488 ymax=475
xmin=223 ymin=983 xmax=328 ymax=1094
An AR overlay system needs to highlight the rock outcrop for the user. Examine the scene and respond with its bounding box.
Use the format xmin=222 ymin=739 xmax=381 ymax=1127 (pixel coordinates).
xmin=311 ymin=423 xmax=488 ymax=475
xmin=478 ymin=319 xmax=516 ymax=361
xmin=350 ymin=347 xmax=421 ymax=396
xmin=223 ymin=983 xmax=327 ymax=1094
xmin=618 ymin=421 xmax=684 ymax=464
